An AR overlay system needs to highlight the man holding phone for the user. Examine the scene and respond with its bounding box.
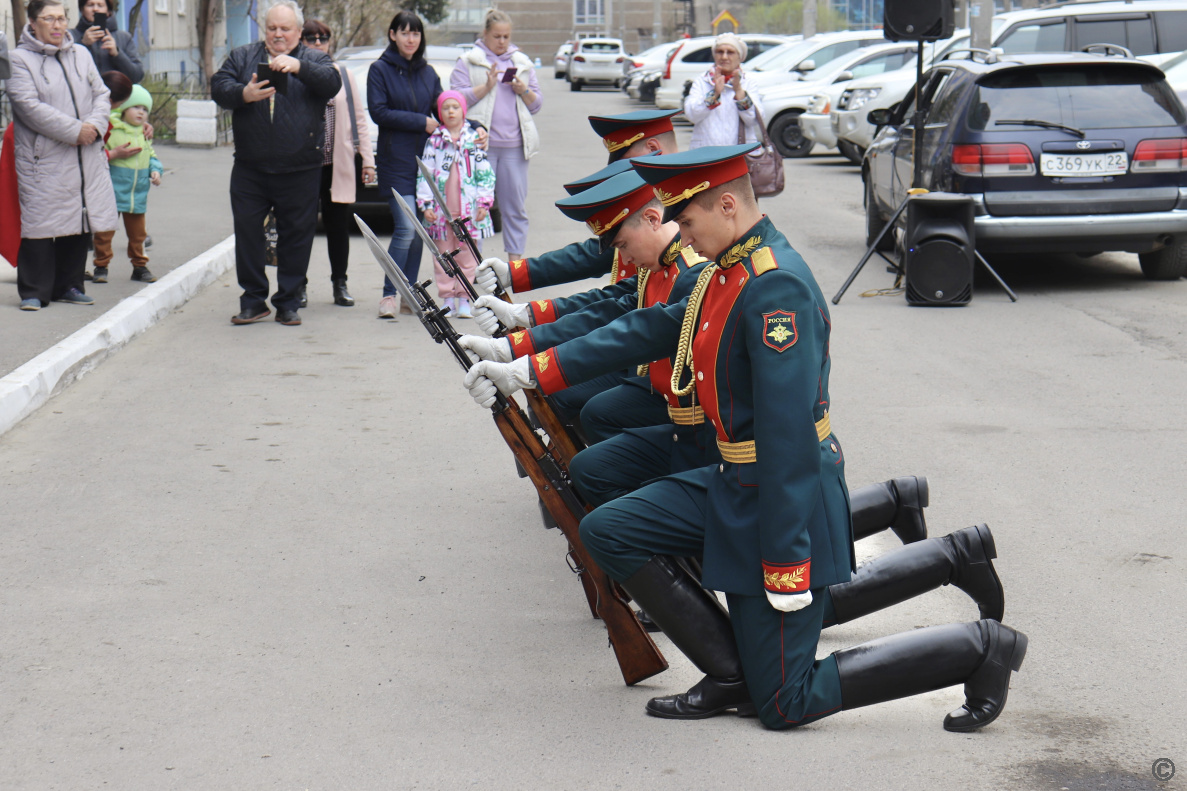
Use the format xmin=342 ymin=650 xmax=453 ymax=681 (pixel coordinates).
xmin=211 ymin=0 xmax=341 ymax=326
xmin=73 ymin=0 xmax=143 ymax=83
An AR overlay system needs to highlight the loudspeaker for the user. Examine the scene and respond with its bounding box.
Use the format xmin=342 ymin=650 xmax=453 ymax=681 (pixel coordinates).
xmin=884 ymin=0 xmax=955 ymax=42
xmin=904 ymin=193 xmax=974 ymax=306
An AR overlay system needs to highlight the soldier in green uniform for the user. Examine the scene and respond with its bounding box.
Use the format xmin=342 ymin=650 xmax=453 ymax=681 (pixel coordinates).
xmin=463 ymin=145 xmax=1027 ymax=731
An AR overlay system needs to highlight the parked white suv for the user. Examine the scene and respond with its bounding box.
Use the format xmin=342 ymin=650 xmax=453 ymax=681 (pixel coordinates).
xmin=745 ymin=30 xmax=888 ymax=92
xmin=568 ymin=38 xmax=626 ymax=91
xmin=758 ymin=42 xmax=919 ymax=157
xmin=653 ymin=34 xmax=791 ymax=109
xmin=993 ymin=0 xmax=1187 ymax=66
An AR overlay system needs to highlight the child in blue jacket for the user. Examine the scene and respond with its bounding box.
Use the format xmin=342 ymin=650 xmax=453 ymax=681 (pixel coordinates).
xmin=94 ymin=84 xmax=163 ymax=283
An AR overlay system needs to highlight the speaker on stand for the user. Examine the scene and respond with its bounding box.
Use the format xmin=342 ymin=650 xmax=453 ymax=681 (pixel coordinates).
xmin=833 ymin=0 xmax=1017 ymax=306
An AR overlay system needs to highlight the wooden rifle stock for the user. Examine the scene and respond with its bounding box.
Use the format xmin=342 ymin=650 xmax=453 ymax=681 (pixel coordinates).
xmin=491 ymin=398 xmax=667 ymax=686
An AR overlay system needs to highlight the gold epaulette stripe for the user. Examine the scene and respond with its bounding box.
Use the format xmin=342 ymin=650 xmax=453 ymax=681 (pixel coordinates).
xmin=717 ymin=413 xmax=832 ymax=464
xmin=668 ymin=405 xmax=705 ymax=425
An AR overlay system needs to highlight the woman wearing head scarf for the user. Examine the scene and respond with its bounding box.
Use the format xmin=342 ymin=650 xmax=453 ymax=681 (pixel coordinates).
xmin=683 ymin=33 xmax=763 ymax=150
xmin=450 ymin=8 xmax=541 ymax=261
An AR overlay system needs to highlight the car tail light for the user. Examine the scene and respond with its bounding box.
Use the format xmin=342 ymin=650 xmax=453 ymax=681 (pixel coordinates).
xmin=664 ymin=43 xmax=684 ymax=79
xmin=616 ymin=57 xmax=625 ymax=63
xmin=631 ymin=60 xmax=643 ymax=68
xmin=952 ymin=143 xmax=1035 ymax=177
xmin=573 ymin=55 xmax=586 ymax=63
xmin=821 ymin=100 xmax=831 ymax=115
xmin=1132 ymin=138 xmax=1187 ymax=172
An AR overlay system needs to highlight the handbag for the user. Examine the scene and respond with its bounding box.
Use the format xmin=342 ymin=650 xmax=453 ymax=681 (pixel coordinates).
xmin=738 ymin=103 xmax=785 ymax=198
xmin=339 ymin=64 xmax=367 ymax=200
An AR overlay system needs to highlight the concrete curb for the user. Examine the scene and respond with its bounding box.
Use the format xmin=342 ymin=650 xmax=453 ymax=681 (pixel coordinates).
xmin=0 ymin=235 xmax=236 ymax=438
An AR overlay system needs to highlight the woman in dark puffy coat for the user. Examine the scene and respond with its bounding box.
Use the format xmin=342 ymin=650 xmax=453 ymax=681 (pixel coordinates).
xmin=367 ymin=9 xmax=438 ymax=318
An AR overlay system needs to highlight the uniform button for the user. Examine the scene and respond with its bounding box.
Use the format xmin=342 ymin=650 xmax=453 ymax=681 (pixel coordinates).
xmin=702 ymin=321 xmax=709 ymax=331
xmin=673 ymin=433 xmax=679 ymax=442
xmin=664 ymin=271 xmax=669 ymax=278
xmin=719 ymin=464 xmax=724 ymax=473
xmin=697 ymin=371 xmax=704 ymax=381
xmin=719 ymin=275 xmax=727 ymax=285
xmin=830 ymin=442 xmax=838 ymax=453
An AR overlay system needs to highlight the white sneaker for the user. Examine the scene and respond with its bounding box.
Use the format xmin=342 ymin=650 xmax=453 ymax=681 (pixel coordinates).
xmin=378 ymin=295 xmax=398 ymax=318
xmin=456 ymin=298 xmax=472 ymax=319
xmin=443 ymin=297 xmax=456 ymax=317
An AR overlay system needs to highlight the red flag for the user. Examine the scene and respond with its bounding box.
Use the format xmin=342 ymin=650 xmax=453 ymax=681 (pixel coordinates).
xmin=1 ymin=124 xmax=22 ymax=267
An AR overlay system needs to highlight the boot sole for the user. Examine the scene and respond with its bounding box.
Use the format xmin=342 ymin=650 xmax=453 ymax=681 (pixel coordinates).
xmin=969 ymin=523 xmax=1004 ymax=622
xmin=943 ymin=628 xmax=1028 ymax=733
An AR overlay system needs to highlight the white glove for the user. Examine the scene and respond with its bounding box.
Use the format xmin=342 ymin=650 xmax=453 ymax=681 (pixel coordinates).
xmin=463 ymin=357 xmax=536 ymax=409
xmin=475 ymin=257 xmax=510 ymax=295
xmin=767 ymin=589 xmax=813 ymax=612
xmin=458 ymin=334 xmax=513 ymax=363
xmin=472 ymin=295 xmax=533 ymax=336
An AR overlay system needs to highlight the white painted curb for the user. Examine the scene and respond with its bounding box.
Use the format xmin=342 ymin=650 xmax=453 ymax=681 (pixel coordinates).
xmin=0 ymin=235 xmax=236 ymax=438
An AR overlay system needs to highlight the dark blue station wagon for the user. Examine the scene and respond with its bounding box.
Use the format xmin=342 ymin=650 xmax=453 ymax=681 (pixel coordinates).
xmin=864 ymin=50 xmax=1187 ymax=279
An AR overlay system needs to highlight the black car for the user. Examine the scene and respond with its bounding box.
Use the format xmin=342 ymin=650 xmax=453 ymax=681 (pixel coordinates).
xmin=864 ymin=49 xmax=1187 ymax=279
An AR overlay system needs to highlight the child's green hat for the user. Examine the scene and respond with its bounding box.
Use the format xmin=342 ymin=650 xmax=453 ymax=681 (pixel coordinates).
xmin=123 ymin=84 xmax=153 ymax=113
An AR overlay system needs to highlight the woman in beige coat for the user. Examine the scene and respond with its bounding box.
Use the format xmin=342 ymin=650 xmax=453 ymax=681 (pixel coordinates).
xmin=8 ymin=0 xmax=117 ymax=310
xmin=302 ymin=19 xmax=375 ymax=307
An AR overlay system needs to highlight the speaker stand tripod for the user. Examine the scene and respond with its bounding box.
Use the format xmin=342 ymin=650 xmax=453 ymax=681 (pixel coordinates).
xmin=831 ymin=42 xmax=1018 ymax=305
xmin=832 ymin=192 xmax=1018 ymax=304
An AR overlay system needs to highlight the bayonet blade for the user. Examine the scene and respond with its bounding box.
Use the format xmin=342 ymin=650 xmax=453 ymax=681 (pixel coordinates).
xmin=416 ymin=157 xmax=456 ymax=225
xmin=354 ymin=213 xmax=425 ymax=321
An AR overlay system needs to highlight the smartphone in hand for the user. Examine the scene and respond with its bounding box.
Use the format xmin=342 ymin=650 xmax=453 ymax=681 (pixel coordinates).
xmin=92 ymin=11 xmax=107 ymax=30
xmin=257 ymin=63 xmax=288 ymax=95
xmin=501 ymin=67 xmax=518 ymax=84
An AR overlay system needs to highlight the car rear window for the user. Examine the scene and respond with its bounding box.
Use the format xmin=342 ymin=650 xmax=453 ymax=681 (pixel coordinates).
xmin=582 ymin=42 xmax=621 ymax=52
xmin=967 ymin=66 xmax=1185 ymax=131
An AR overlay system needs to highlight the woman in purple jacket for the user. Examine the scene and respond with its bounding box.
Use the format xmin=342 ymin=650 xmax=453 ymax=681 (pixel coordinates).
xmin=450 ymin=9 xmax=541 ymax=261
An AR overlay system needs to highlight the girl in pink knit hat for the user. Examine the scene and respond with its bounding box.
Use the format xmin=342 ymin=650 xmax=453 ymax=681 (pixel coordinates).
xmin=416 ymin=90 xmax=495 ymax=318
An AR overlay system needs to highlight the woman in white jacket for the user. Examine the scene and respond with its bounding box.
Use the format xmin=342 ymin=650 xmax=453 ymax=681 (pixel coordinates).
xmin=8 ymin=0 xmax=117 ymax=310
xmin=684 ymin=33 xmax=763 ymax=151
xmin=449 ymin=9 xmax=541 ymax=259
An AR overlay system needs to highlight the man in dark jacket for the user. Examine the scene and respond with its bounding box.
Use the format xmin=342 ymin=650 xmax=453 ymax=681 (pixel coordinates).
xmin=74 ymin=0 xmax=144 ymax=83
xmin=211 ymin=0 xmax=341 ymax=326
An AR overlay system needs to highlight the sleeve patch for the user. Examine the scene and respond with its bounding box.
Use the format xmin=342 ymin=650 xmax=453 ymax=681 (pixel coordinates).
xmin=751 ymin=246 xmax=778 ymax=276
xmin=762 ymin=310 xmax=798 ymax=352
xmin=530 ymin=299 xmax=556 ymax=325
xmin=509 ymin=258 xmax=531 ymax=293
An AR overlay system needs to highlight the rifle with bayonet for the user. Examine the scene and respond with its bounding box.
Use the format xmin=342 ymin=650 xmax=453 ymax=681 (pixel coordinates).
xmin=392 ymin=189 xmax=583 ymax=469
xmin=355 ymin=213 xmax=667 ymax=686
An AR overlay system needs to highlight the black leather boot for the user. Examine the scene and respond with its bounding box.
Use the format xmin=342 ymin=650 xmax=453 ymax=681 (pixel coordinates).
xmin=834 ymin=619 xmax=1027 ymax=732
xmin=620 ymin=556 xmax=755 ymax=719
xmin=332 ymin=278 xmax=355 ymax=306
xmin=830 ymin=524 xmax=1004 ymax=623
xmin=850 ymin=476 xmax=929 ymax=544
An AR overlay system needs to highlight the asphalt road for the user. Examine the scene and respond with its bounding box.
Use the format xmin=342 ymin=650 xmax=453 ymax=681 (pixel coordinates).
xmin=1 ymin=76 xmax=1185 ymax=790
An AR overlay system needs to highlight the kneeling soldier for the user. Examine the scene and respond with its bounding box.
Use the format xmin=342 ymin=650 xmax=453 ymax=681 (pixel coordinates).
xmin=464 ymin=145 xmax=1027 ymax=731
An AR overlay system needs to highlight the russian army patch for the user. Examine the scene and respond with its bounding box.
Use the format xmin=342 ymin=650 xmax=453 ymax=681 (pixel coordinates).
xmin=762 ymin=310 xmax=798 ymax=352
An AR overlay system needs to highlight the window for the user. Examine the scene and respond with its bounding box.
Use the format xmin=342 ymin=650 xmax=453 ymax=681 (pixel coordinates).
xmin=744 ymin=39 xmax=782 ymax=61
xmin=574 ymin=0 xmax=604 ymax=26
xmin=849 ymin=50 xmax=912 ymax=80
xmin=966 ymin=66 xmax=1185 ymax=131
xmin=154 ymin=0 xmax=167 ymax=13
xmin=996 ymin=21 xmax=1067 ymax=54
xmin=1157 ymin=11 xmax=1187 ymax=53
xmin=1074 ymin=16 xmax=1155 ymax=55
xmin=581 ymin=41 xmax=621 ymax=53
xmin=681 ymin=45 xmax=715 ymax=64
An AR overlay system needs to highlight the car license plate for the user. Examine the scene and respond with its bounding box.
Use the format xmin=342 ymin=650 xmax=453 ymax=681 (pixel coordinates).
xmin=1040 ymin=152 xmax=1128 ymax=177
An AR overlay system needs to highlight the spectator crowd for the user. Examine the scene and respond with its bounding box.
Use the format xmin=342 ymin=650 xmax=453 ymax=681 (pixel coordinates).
xmin=1 ymin=0 xmax=543 ymax=325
